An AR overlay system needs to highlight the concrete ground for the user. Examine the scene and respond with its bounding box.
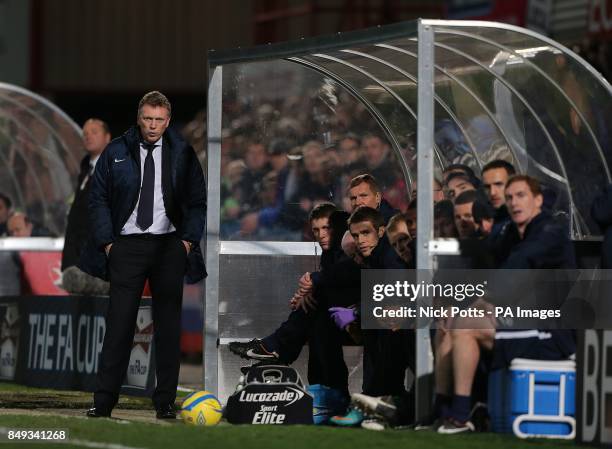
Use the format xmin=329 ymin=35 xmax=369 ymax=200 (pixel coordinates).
xmin=0 ymin=407 xmax=173 ymax=424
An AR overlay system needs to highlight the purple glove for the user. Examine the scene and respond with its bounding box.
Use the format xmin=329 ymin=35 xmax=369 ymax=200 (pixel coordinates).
xmin=328 ymin=307 xmax=356 ymax=330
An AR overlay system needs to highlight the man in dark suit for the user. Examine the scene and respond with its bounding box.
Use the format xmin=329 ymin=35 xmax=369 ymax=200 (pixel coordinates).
xmin=62 ymin=118 xmax=111 ymax=270
xmin=61 ymin=119 xmax=111 ymax=295
xmin=80 ymin=91 xmax=206 ymax=419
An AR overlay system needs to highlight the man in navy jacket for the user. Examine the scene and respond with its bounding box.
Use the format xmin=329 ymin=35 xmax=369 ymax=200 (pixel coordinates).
xmin=439 ymin=175 xmax=576 ymax=434
xmin=81 ymin=91 xmax=206 ymax=419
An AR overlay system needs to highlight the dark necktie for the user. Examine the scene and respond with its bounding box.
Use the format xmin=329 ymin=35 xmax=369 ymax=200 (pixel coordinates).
xmin=80 ymin=164 xmax=95 ymax=191
xmin=137 ymin=143 xmax=155 ymax=230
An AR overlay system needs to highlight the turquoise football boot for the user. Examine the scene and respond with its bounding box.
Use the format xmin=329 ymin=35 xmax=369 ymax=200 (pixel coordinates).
xmin=308 ymin=384 xmax=350 ymax=425
xmin=329 ymin=407 xmax=364 ymax=427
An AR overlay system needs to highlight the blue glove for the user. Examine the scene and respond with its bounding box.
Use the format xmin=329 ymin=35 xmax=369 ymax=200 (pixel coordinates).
xmin=328 ymin=307 xmax=356 ymax=330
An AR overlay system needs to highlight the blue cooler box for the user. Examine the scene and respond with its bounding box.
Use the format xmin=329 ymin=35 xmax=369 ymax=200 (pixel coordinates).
xmin=488 ymin=358 xmax=575 ymax=439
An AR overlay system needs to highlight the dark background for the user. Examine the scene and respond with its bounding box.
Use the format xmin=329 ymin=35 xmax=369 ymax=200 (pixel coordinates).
xmin=3 ymin=0 xmax=611 ymax=138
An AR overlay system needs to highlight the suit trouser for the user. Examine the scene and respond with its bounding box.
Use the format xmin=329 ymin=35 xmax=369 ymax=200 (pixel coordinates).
xmin=262 ymin=308 xmax=310 ymax=363
xmin=362 ymin=328 xmax=414 ymax=397
xmin=262 ymin=305 xmax=349 ymax=393
xmin=94 ymin=233 xmax=186 ymax=411
xmin=307 ymin=307 xmax=349 ymax=393
xmin=362 ymin=328 xmax=416 ymax=424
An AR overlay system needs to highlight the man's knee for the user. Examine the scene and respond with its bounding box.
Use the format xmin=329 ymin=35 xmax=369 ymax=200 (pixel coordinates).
xmin=450 ymin=327 xmax=493 ymax=351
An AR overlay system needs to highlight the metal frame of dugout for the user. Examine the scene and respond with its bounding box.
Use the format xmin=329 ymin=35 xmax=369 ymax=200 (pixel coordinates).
xmin=205 ymin=19 xmax=612 ymax=417
xmin=0 ymin=82 xmax=83 ymax=236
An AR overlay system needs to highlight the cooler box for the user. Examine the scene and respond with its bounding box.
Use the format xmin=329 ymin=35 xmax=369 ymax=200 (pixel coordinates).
xmin=488 ymin=358 xmax=575 ymax=439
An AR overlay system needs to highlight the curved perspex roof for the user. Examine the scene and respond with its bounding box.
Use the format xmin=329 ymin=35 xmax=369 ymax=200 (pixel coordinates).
xmin=209 ymin=20 xmax=612 ymax=239
xmin=0 ymin=82 xmax=82 ymax=235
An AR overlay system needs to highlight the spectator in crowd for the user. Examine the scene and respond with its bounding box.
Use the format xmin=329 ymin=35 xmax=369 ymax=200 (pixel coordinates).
xmin=348 ymin=174 xmax=398 ymax=224
xmin=434 ymin=200 xmax=459 ymax=238
xmin=7 ymin=212 xmax=53 ymax=237
xmin=272 ymin=140 xmax=339 ymax=238
xmin=0 ymin=192 xmax=12 ymax=236
xmin=442 ymin=164 xmax=478 ymax=184
xmin=407 ymin=178 xmax=444 ymax=204
xmin=386 ymin=213 xmax=414 ymax=266
xmin=0 ymin=193 xmax=19 ymax=296
xmin=337 ymin=134 xmax=365 ymax=172
xmin=445 ymin=172 xmax=477 ymax=201
xmin=220 ymin=159 xmax=246 ymax=237
xmin=455 ymin=191 xmax=497 ymax=269
xmin=361 ymin=133 xmax=408 ymax=211
xmin=236 ymin=140 xmax=274 ymax=238
xmin=481 ymin=159 xmax=515 ymax=230
xmin=362 ymin=133 xmax=397 ymax=190
xmin=458 ymin=191 xmax=497 ymax=269
xmin=472 ymin=197 xmax=495 ymax=238
xmin=237 ymin=140 xmax=271 ymax=216
xmin=433 ymin=178 xmax=445 ymax=203
xmin=404 ymin=199 xmax=417 ymax=239
xmin=453 ymin=191 xmax=479 ymax=239
xmin=267 ymin=138 xmax=291 ymax=200
xmin=296 ymin=140 xmax=337 ymax=207
xmin=61 ymin=118 xmax=112 ymax=295
xmin=438 ymin=175 xmax=576 ymax=434
xmin=257 ymin=139 xmax=305 ymax=238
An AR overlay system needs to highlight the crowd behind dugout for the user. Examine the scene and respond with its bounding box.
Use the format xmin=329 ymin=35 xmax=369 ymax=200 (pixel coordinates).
xmin=228 ymin=158 xmax=612 ymax=433
xmin=204 ymin=92 xmax=424 ymax=241
xmin=205 ymin=88 xmax=575 ymax=242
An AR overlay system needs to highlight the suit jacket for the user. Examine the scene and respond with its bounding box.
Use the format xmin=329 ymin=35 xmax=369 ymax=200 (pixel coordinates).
xmin=78 ymin=125 xmax=207 ymax=283
xmin=62 ymin=154 xmax=94 ymax=270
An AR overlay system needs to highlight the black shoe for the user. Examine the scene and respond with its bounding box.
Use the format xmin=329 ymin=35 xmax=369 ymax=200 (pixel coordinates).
xmin=413 ymin=416 xmax=444 ymax=431
xmin=228 ymin=339 xmax=280 ymax=361
xmin=469 ymin=402 xmax=489 ymax=432
xmin=86 ymin=407 xmax=111 ymax=418
xmin=437 ymin=417 xmax=475 ymax=434
xmin=156 ymin=404 xmax=177 ymax=419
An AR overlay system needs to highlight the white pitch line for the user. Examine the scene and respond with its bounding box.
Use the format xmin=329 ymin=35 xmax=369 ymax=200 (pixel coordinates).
xmin=65 ymin=439 xmax=148 ymax=449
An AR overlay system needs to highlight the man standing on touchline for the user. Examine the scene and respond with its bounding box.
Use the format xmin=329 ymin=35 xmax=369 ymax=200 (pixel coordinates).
xmin=80 ymin=91 xmax=206 ymax=419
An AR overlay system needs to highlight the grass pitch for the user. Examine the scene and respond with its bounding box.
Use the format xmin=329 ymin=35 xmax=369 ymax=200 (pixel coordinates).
xmin=0 ymin=382 xmax=583 ymax=449
xmin=0 ymin=414 xmax=580 ymax=449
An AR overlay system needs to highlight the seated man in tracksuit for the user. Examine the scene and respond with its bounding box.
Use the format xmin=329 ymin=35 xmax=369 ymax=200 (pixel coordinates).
xmin=481 ymin=159 xmax=515 ymax=238
xmin=328 ymin=206 xmax=414 ymax=429
xmin=438 ymin=175 xmax=576 ymax=434
xmin=229 ymin=203 xmax=361 ymax=417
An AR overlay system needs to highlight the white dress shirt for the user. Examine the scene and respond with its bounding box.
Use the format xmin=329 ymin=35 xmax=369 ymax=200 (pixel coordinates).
xmin=90 ymin=154 xmax=101 ymax=171
xmin=121 ymin=137 xmax=176 ymax=235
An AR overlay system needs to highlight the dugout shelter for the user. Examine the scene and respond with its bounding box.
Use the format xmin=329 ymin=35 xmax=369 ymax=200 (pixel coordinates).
xmin=205 ymin=19 xmax=612 ymax=417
